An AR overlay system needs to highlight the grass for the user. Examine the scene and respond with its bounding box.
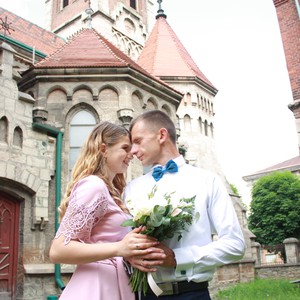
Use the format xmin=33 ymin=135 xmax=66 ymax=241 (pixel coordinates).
xmin=214 ymin=278 xmax=300 ymax=300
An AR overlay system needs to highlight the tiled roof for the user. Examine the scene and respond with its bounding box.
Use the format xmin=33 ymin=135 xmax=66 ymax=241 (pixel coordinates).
xmin=256 ymin=155 xmax=300 ymax=173
xmin=0 ymin=7 xmax=65 ymax=56
xmin=243 ymin=155 xmax=300 ymax=180
xmin=138 ymin=16 xmax=216 ymax=90
xmin=34 ymin=28 xmax=182 ymax=95
xmin=35 ymin=28 xmax=132 ymax=68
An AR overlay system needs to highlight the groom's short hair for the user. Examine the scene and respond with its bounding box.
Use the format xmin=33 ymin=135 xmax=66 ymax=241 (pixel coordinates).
xmin=130 ymin=110 xmax=177 ymax=144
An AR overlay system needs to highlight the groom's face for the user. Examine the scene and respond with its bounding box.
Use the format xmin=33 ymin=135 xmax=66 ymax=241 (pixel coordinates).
xmin=130 ymin=121 xmax=161 ymax=166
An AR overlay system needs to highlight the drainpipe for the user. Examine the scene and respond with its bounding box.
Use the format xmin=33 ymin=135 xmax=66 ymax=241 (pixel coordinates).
xmin=32 ymin=122 xmax=65 ymax=291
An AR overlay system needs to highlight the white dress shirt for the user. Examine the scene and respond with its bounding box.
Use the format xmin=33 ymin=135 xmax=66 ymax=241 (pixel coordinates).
xmin=124 ymin=155 xmax=245 ymax=284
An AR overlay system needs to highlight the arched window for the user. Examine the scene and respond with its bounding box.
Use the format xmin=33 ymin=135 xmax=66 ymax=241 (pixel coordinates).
xmin=0 ymin=116 xmax=8 ymax=144
xmin=184 ymin=114 xmax=191 ymax=132
xmin=204 ymin=120 xmax=208 ymax=136
xmin=69 ymin=110 xmax=96 ymax=174
xmin=185 ymin=93 xmax=191 ymax=106
xmin=198 ymin=117 xmax=203 ymax=134
xmin=13 ymin=126 xmax=23 ymax=148
xmin=210 ymin=122 xmax=214 ymax=138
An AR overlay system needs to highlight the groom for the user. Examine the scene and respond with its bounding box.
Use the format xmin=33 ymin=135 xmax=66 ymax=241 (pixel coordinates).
xmin=124 ymin=110 xmax=245 ymax=300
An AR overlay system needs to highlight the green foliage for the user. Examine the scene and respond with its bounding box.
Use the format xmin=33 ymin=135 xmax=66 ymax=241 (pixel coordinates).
xmin=216 ymin=278 xmax=300 ymax=300
xmin=248 ymin=171 xmax=300 ymax=246
xmin=230 ymin=183 xmax=239 ymax=196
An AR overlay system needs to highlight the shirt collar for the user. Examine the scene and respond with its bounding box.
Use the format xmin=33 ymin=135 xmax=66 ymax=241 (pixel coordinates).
xmin=151 ymin=155 xmax=185 ymax=170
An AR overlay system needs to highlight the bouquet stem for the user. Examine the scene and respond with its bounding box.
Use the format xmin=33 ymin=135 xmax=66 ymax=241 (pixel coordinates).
xmin=130 ymin=268 xmax=148 ymax=295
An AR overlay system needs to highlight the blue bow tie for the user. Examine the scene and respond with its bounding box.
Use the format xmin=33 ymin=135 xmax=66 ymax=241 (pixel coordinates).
xmin=152 ymin=160 xmax=178 ymax=182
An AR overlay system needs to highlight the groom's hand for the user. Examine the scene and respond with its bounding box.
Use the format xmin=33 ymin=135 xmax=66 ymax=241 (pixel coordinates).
xmin=155 ymin=243 xmax=177 ymax=268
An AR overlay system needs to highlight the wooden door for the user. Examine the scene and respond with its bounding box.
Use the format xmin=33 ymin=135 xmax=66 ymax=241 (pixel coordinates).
xmin=0 ymin=192 xmax=20 ymax=300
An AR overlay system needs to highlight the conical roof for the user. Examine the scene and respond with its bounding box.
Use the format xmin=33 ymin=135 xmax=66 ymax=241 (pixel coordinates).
xmin=138 ymin=15 xmax=216 ymax=90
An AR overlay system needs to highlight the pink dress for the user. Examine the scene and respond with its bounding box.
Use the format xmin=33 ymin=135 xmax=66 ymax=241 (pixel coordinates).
xmin=55 ymin=175 xmax=134 ymax=300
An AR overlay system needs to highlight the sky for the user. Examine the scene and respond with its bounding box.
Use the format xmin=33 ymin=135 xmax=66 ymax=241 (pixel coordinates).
xmin=0 ymin=0 xmax=298 ymax=205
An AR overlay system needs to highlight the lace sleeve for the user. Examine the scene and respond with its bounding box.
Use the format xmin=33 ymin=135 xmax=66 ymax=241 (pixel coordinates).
xmin=55 ymin=176 xmax=109 ymax=245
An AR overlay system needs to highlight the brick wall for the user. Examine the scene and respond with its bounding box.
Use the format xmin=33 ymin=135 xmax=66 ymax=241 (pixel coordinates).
xmin=274 ymin=0 xmax=300 ymax=102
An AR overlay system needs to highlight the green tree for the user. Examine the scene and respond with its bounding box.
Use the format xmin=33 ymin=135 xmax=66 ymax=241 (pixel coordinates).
xmin=248 ymin=171 xmax=300 ymax=246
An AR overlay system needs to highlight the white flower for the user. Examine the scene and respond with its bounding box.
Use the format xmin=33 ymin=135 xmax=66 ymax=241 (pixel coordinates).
xmin=171 ymin=207 xmax=182 ymax=217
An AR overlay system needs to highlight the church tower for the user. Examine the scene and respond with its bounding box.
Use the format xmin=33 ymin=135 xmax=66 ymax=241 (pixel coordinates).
xmin=46 ymin=0 xmax=155 ymax=60
xmin=137 ymin=3 xmax=224 ymax=178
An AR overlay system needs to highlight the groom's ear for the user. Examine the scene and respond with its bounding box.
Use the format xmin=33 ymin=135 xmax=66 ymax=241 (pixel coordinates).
xmin=158 ymin=128 xmax=168 ymax=144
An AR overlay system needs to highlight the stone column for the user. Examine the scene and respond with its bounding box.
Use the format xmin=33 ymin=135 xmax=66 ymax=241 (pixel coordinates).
xmin=251 ymin=241 xmax=261 ymax=265
xmin=283 ymin=238 xmax=299 ymax=264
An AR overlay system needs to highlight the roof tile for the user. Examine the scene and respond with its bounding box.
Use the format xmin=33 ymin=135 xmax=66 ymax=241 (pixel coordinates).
xmin=34 ymin=28 xmax=182 ymax=95
xmin=0 ymin=7 xmax=65 ymax=55
xmin=138 ymin=16 xmax=216 ymax=89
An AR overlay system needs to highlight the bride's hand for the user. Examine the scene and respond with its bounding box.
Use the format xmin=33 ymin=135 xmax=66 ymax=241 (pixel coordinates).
xmin=117 ymin=227 xmax=160 ymax=258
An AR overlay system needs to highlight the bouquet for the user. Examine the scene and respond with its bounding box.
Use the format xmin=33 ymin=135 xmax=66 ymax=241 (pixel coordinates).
xmin=122 ymin=185 xmax=199 ymax=295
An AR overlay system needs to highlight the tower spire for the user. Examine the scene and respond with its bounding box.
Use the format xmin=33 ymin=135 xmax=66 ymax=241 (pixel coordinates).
xmin=156 ymin=0 xmax=167 ymax=19
xmin=85 ymin=0 xmax=94 ymax=29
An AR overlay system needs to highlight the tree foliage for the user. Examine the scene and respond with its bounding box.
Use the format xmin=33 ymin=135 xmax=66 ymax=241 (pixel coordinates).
xmin=230 ymin=183 xmax=239 ymax=196
xmin=248 ymin=171 xmax=300 ymax=246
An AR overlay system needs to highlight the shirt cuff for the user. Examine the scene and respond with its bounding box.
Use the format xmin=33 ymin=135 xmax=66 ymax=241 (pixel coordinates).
xmin=173 ymin=247 xmax=194 ymax=278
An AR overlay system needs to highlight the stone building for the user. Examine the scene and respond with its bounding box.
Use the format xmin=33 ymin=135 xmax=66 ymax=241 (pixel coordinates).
xmin=45 ymin=0 xmax=156 ymax=62
xmin=0 ymin=1 xmax=254 ymax=299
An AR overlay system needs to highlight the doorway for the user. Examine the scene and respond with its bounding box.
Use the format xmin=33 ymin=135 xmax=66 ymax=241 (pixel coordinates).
xmin=0 ymin=192 xmax=20 ymax=299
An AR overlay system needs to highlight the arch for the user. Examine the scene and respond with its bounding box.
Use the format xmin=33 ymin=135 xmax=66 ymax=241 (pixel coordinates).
xmin=132 ymin=91 xmax=144 ymax=112
xmin=13 ymin=126 xmax=23 ymax=148
xmin=146 ymin=98 xmax=158 ymax=111
xmin=0 ymin=116 xmax=8 ymax=144
xmin=99 ymin=85 xmax=120 ymax=96
xmin=210 ymin=122 xmax=214 ymax=138
xmin=124 ymin=18 xmax=136 ymax=35
xmin=68 ymin=109 xmax=97 ymax=174
xmin=119 ymin=37 xmax=126 ymax=53
xmin=66 ymin=103 xmax=99 ymax=124
xmin=73 ymin=84 xmax=93 ymax=95
xmin=184 ymin=114 xmax=192 ymax=132
xmin=198 ymin=117 xmax=203 ymax=134
xmin=47 ymin=88 xmax=67 ymax=103
xmin=185 ymin=93 xmax=191 ymax=106
xmin=161 ymin=104 xmax=172 ymax=117
xmin=46 ymin=85 xmax=67 ymax=97
xmin=204 ymin=98 xmax=208 ymax=112
xmin=73 ymin=87 xmax=93 ymax=102
xmin=98 ymin=87 xmax=119 ymax=107
xmin=208 ymin=100 xmax=211 ymax=114
xmin=204 ymin=120 xmax=208 ymax=136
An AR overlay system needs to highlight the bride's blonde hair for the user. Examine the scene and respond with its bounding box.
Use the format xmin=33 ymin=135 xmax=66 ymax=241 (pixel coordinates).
xmin=59 ymin=121 xmax=130 ymax=220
